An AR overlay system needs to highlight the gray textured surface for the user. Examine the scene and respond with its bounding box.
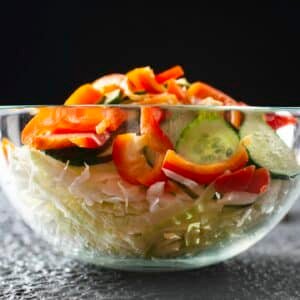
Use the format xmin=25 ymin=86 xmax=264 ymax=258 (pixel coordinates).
xmin=1 ymin=189 xmax=300 ymax=300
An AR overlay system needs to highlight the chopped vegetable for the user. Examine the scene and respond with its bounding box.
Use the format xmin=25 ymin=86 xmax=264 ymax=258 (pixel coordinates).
xmin=239 ymin=113 xmax=300 ymax=177
xmin=127 ymin=67 xmax=165 ymax=94
xmin=214 ymin=165 xmax=270 ymax=194
xmin=103 ymin=89 xmax=123 ymax=104
xmin=214 ymin=166 xmax=256 ymax=194
xmin=226 ymin=110 xmax=244 ymax=129
xmin=265 ymin=113 xmax=297 ymax=130
xmin=217 ymin=192 xmax=258 ymax=206
xmin=92 ymin=74 xmax=127 ymax=94
xmin=187 ymin=81 xmax=238 ymax=105
xmin=247 ymin=168 xmax=270 ymax=194
xmin=22 ymin=107 xmax=127 ymax=148
xmin=162 ymin=144 xmax=249 ymax=184
xmin=112 ymin=133 xmax=166 ymax=186
xmin=140 ymin=107 xmax=173 ymax=152
xmin=155 ymin=65 xmax=184 ymax=84
xmin=65 ymin=84 xmax=102 ymax=105
xmin=112 ymin=107 xmax=173 ymax=186
xmin=176 ymin=111 xmax=240 ymax=164
xmin=167 ymin=79 xmax=187 ymax=102
xmin=29 ymin=133 xmax=110 ymax=150
xmin=45 ymin=147 xmax=113 ymax=166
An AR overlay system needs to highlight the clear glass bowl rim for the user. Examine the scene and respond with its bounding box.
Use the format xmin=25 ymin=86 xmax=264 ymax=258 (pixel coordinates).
xmin=0 ymin=104 xmax=300 ymax=114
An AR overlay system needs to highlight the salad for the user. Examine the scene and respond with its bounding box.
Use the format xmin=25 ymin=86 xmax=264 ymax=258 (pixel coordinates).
xmin=1 ymin=65 xmax=299 ymax=259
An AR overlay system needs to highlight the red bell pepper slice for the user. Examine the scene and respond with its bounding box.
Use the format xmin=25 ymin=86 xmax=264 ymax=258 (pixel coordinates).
xmin=215 ymin=166 xmax=270 ymax=194
xmin=155 ymin=65 xmax=184 ymax=84
xmin=162 ymin=144 xmax=249 ymax=185
xmin=265 ymin=113 xmax=297 ymax=130
xmin=246 ymin=168 xmax=270 ymax=194
xmin=214 ymin=166 xmax=255 ymax=193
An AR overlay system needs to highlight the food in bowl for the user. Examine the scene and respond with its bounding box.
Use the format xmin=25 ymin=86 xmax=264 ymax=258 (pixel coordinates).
xmin=0 ymin=66 xmax=299 ymax=270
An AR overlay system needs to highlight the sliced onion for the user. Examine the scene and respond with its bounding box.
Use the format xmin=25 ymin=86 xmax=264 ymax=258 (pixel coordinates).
xmin=146 ymin=181 xmax=165 ymax=212
xmin=162 ymin=168 xmax=199 ymax=191
xmin=218 ymin=191 xmax=258 ymax=206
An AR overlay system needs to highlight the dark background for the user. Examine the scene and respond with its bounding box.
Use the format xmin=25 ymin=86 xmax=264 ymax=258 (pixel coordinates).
xmin=1 ymin=1 xmax=299 ymax=106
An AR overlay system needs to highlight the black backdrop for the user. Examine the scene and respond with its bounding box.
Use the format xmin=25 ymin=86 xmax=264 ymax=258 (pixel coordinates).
xmin=1 ymin=1 xmax=299 ymax=106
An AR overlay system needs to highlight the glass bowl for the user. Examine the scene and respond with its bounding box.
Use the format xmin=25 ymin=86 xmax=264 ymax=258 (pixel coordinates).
xmin=0 ymin=105 xmax=299 ymax=271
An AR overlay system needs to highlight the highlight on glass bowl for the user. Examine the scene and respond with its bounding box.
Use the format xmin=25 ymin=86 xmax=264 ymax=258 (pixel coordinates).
xmin=0 ymin=65 xmax=299 ymax=271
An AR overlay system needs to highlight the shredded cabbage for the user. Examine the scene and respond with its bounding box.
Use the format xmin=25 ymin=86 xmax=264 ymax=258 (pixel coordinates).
xmin=0 ymin=145 xmax=290 ymax=258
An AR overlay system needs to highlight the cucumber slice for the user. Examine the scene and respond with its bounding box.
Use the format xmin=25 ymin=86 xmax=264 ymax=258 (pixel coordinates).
xmin=239 ymin=113 xmax=300 ymax=178
xmin=103 ymin=89 xmax=123 ymax=104
xmin=176 ymin=112 xmax=240 ymax=164
xmin=161 ymin=110 xmax=198 ymax=146
xmin=45 ymin=147 xmax=112 ymax=166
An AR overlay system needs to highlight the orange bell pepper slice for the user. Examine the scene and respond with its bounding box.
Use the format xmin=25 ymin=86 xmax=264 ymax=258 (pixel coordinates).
xmin=167 ymin=79 xmax=187 ymax=102
xmin=31 ymin=133 xmax=110 ymax=150
xmin=162 ymin=144 xmax=249 ymax=184
xmin=112 ymin=133 xmax=166 ymax=186
xmin=187 ymin=81 xmax=238 ymax=105
xmin=140 ymin=107 xmax=173 ymax=152
xmin=22 ymin=107 xmax=127 ymax=148
xmin=155 ymin=65 xmax=184 ymax=84
xmin=224 ymin=110 xmax=244 ymax=129
xmin=127 ymin=67 xmax=165 ymax=93
xmin=65 ymin=84 xmax=102 ymax=105
xmin=112 ymin=107 xmax=173 ymax=186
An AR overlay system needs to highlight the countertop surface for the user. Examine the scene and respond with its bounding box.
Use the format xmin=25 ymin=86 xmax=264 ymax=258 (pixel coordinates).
xmin=1 ymin=188 xmax=300 ymax=300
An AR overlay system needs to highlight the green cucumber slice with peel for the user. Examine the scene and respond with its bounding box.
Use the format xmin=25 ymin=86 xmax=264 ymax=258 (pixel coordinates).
xmin=176 ymin=112 xmax=240 ymax=164
xmin=103 ymin=89 xmax=123 ymax=104
xmin=239 ymin=113 xmax=300 ymax=178
xmin=161 ymin=110 xmax=198 ymax=146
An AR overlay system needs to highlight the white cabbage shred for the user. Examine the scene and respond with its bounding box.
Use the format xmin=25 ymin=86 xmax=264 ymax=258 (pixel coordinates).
xmin=0 ymin=145 xmax=290 ymax=258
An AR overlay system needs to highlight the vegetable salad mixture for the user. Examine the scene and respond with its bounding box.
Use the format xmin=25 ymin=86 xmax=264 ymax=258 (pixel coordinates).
xmin=1 ymin=66 xmax=299 ymax=258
